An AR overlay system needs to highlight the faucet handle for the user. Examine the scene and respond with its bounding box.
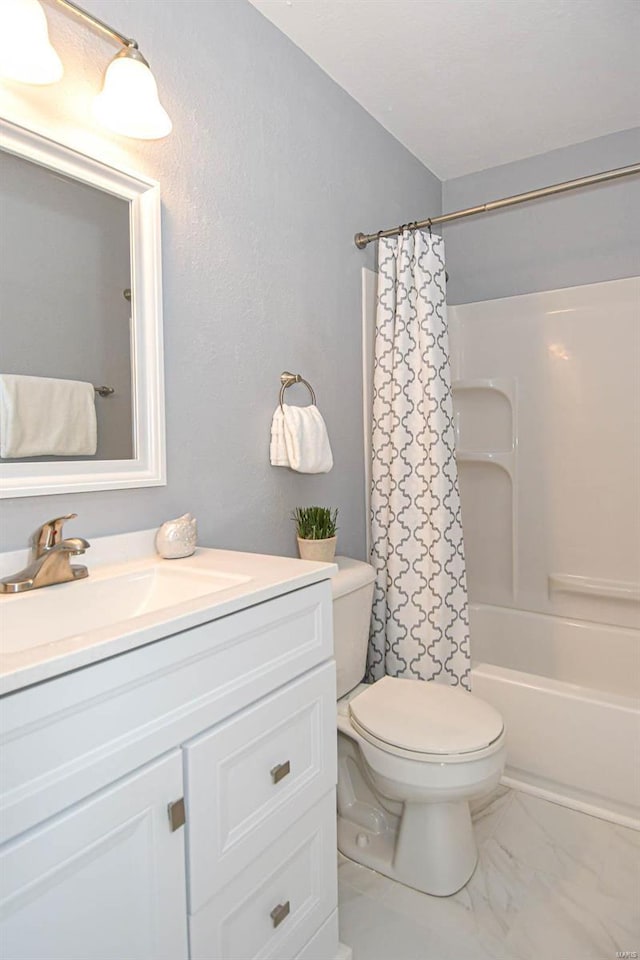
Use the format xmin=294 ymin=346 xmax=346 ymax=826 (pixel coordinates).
xmin=32 ymin=514 xmax=78 ymax=558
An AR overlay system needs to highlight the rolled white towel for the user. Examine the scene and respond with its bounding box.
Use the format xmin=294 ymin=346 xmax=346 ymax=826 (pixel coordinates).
xmin=281 ymin=403 xmax=333 ymax=474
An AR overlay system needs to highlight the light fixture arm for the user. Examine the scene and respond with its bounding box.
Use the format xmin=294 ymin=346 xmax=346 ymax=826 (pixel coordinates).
xmin=56 ymin=0 xmax=138 ymax=51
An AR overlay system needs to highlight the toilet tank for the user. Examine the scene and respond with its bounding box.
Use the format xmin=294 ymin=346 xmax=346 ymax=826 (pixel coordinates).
xmin=331 ymin=557 xmax=376 ymax=698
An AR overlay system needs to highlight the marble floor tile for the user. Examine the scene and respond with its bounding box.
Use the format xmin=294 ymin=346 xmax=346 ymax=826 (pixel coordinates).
xmin=484 ymin=791 xmax=640 ymax=902
xmin=337 ymin=883 xmax=515 ymax=960
xmin=457 ymin=833 xmax=539 ymax=942
xmin=470 ymin=784 xmax=514 ymax=848
xmin=338 ymin=789 xmax=640 ymax=960
xmin=382 ymin=870 xmax=514 ymax=960
xmin=338 ymin=854 xmax=398 ymax=899
xmin=338 ymin=889 xmax=441 ymax=960
xmin=502 ymin=874 xmax=640 ymax=960
xmin=598 ymin=819 xmax=640 ymax=905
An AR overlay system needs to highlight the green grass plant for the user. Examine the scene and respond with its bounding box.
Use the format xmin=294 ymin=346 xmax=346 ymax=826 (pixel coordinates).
xmin=292 ymin=506 xmax=338 ymax=540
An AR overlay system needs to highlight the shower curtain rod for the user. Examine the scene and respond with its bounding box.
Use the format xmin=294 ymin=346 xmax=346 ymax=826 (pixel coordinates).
xmin=353 ymin=162 xmax=640 ymax=249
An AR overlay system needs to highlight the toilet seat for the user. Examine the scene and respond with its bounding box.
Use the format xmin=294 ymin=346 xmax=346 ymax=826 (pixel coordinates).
xmin=349 ymin=676 xmax=504 ymax=761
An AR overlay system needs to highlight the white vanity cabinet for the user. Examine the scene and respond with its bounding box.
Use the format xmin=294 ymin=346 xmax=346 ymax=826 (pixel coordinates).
xmin=0 ymin=575 xmax=339 ymax=960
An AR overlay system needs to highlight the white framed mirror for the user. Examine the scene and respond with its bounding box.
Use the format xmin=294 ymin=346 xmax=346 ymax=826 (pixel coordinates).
xmin=0 ymin=118 xmax=166 ymax=498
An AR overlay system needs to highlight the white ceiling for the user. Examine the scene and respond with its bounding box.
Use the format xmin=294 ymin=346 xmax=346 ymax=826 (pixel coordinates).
xmin=248 ymin=0 xmax=640 ymax=180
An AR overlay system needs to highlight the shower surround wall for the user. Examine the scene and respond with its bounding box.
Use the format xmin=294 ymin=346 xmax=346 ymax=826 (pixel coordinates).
xmin=442 ymin=130 xmax=640 ymax=629
xmin=448 ymin=277 xmax=640 ymax=824
xmin=0 ymin=0 xmax=440 ymax=555
xmin=441 ymin=133 xmax=640 ymax=822
xmin=449 ymin=277 xmax=639 ymax=631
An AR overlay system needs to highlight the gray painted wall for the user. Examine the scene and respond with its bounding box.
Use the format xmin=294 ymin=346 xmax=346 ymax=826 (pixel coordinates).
xmin=0 ymin=151 xmax=133 ymax=460
xmin=443 ymin=128 xmax=640 ymax=305
xmin=0 ymin=0 xmax=441 ymax=556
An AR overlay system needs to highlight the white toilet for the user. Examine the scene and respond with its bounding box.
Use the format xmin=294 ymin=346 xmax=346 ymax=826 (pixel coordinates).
xmin=332 ymin=556 xmax=506 ymax=897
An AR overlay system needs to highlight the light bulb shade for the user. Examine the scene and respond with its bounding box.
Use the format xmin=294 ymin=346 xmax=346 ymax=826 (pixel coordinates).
xmin=0 ymin=0 xmax=63 ymax=84
xmin=93 ymin=53 xmax=172 ymax=140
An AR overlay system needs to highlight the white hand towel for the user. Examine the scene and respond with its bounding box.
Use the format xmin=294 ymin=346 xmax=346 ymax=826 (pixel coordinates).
xmin=0 ymin=374 xmax=97 ymax=459
xmin=281 ymin=403 xmax=333 ymax=474
xmin=269 ymin=406 xmax=290 ymax=467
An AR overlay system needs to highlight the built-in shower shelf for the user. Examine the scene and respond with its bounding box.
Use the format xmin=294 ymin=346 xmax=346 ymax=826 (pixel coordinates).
xmin=456 ymin=450 xmax=515 ymax=479
xmin=549 ymin=574 xmax=640 ymax=603
xmin=452 ymin=378 xmax=517 ymax=456
xmin=452 ymin=377 xmax=518 ymax=601
xmin=452 ymin=378 xmax=515 ymax=401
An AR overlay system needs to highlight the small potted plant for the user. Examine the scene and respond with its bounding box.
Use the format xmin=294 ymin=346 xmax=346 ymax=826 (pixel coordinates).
xmin=292 ymin=506 xmax=338 ymax=562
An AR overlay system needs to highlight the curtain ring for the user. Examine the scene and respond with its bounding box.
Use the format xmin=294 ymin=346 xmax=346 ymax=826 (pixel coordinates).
xmin=426 ymin=218 xmax=432 ymax=236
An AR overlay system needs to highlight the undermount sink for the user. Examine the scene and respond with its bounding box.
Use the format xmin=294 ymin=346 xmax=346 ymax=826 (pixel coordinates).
xmin=1 ymin=563 xmax=252 ymax=655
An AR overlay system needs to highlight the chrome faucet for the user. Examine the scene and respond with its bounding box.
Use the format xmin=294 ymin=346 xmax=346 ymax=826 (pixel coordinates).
xmin=0 ymin=514 xmax=90 ymax=594
xmin=31 ymin=513 xmax=78 ymax=558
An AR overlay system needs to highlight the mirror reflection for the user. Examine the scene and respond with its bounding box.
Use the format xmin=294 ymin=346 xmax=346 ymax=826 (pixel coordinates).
xmin=0 ymin=151 xmax=134 ymax=462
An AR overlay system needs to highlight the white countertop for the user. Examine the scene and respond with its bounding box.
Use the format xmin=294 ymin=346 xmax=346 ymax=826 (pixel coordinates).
xmin=0 ymin=529 xmax=336 ymax=695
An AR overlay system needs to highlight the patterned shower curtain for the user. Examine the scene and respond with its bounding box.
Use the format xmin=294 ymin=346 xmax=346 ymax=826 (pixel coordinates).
xmin=367 ymin=228 xmax=470 ymax=690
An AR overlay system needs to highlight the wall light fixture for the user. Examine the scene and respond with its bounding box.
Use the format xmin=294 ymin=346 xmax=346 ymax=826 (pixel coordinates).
xmin=0 ymin=0 xmax=172 ymax=140
xmin=0 ymin=0 xmax=63 ymax=84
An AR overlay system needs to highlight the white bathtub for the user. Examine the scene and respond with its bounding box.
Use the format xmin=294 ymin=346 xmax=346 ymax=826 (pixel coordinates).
xmin=469 ymin=604 xmax=640 ymax=829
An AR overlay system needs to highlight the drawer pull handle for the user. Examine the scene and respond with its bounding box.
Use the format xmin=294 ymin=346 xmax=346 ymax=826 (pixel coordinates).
xmin=270 ymin=900 xmax=290 ymax=929
xmin=270 ymin=760 xmax=290 ymax=784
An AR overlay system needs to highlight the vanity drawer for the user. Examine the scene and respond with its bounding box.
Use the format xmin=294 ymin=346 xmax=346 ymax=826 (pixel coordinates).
xmin=188 ymin=791 xmax=337 ymax=960
xmin=184 ymin=662 xmax=336 ymax=912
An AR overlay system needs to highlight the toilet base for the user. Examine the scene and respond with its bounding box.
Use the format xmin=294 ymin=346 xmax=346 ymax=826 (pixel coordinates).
xmin=338 ymin=798 xmax=478 ymax=897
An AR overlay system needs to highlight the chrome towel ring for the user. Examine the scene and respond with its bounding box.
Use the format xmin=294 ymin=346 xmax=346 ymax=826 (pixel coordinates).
xmin=279 ymin=371 xmax=316 ymax=410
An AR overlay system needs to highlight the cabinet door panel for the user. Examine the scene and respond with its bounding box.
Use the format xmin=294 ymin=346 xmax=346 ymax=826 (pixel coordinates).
xmin=0 ymin=753 xmax=188 ymax=960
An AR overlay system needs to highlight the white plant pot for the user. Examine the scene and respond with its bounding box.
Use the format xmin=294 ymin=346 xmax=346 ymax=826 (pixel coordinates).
xmin=297 ymin=536 xmax=337 ymax=563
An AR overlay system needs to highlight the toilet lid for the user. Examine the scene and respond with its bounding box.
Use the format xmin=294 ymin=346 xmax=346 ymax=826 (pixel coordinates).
xmin=349 ymin=676 xmax=504 ymax=755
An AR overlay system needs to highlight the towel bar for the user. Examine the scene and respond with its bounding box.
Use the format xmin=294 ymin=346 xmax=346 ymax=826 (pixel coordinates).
xmin=94 ymin=386 xmax=115 ymax=397
xmin=279 ymin=372 xmax=316 ymax=409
